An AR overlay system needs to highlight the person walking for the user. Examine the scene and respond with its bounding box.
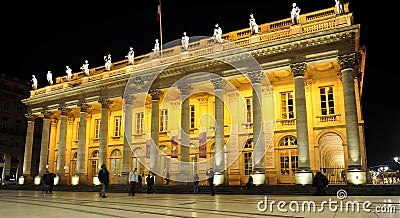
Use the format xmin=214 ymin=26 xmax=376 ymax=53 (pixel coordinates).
xmin=128 ymin=168 xmax=138 ymax=196
xmin=245 ymin=176 xmax=253 ymax=190
xmin=206 ymin=168 xmax=215 ymax=196
xmin=165 ymin=171 xmax=170 ymax=185
xmin=42 ymin=170 xmax=56 ymax=194
xmin=312 ymin=171 xmax=328 ymax=196
xmin=98 ymin=164 xmax=110 ymax=198
xmin=193 ymin=173 xmax=200 ymax=194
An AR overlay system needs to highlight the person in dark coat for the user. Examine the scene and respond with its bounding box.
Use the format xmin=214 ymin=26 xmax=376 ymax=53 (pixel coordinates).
xmin=313 ymin=171 xmax=328 ymax=196
xmin=137 ymin=174 xmax=143 ymax=193
xmin=206 ymin=168 xmax=215 ymax=196
xmin=246 ymin=176 xmax=253 ymax=190
xmin=98 ymin=164 xmax=110 ymax=198
xmin=42 ymin=170 xmax=56 ymax=194
xmin=146 ymin=173 xmax=154 ymax=194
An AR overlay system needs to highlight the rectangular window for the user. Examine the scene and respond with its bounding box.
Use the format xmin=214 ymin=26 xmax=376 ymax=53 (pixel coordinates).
xmin=160 ymin=109 xmax=168 ymax=132
xmin=2 ymin=117 xmax=8 ymax=130
xmin=320 ymin=86 xmax=335 ymax=115
xmin=244 ymin=152 xmax=253 ymax=175
xmin=94 ymin=119 xmax=101 ymax=139
xmin=280 ymin=92 xmax=294 ymax=119
xmin=136 ymin=112 xmax=144 ymax=134
xmin=190 ymin=105 xmax=195 ymax=129
xmin=3 ymin=103 xmax=9 ymax=111
xmin=114 ymin=116 xmax=122 ymax=137
xmin=245 ymin=97 xmax=252 ymax=123
xmin=16 ymin=120 xmax=21 ymax=134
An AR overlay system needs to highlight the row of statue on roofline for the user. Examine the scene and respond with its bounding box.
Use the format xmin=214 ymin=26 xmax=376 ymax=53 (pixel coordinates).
xmin=31 ymin=1 xmax=345 ymax=90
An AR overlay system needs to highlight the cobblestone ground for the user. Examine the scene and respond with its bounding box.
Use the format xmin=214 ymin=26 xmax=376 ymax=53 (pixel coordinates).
xmin=0 ymin=190 xmax=399 ymax=217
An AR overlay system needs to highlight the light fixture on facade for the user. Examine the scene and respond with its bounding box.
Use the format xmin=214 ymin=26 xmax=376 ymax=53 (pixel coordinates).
xmin=71 ymin=175 xmax=79 ymax=186
xmin=34 ymin=176 xmax=41 ymax=185
xmin=53 ymin=175 xmax=60 ymax=185
xmin=18 ymin=176 xmax=24 ymax=185
xmin=93 ymin=176 xmax=101 ymax=186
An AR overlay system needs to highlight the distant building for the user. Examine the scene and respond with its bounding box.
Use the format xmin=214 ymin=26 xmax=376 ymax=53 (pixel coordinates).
xmin=21 ymin=3 xmax=368 ymax=186
xmin=0 ymin=73 xmax=38 ymax=182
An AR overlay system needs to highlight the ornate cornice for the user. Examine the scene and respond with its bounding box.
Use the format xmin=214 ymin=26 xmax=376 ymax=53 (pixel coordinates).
xmin=210 ymin=77 xmax=226 ymax=90
xmin=290 ymin=62 xmax=307 ymax=77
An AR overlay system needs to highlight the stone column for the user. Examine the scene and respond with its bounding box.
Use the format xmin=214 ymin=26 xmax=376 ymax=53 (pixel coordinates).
xmin=48 ymin=119 xmax=58 ymax=172
xmin=98 ymin=98 xmax=112 ymax=169
xmin=290 ymin=62 xmax=312 ymax=185
xmin=177 ymin=84 xmax=191 ymax=182
xmin=22 ymin=113 xmax=36 ymax=183
xmin=119 ymin=94 xmax=134 ymax=185
xmin=338 ymin=53 xmax=366 ymax=184
xmin=56 ymin=106 xmax=70 ymax=184
xmin=248 ymin=71 xmax=266 ymax=185
xmin=211 ymin=77 xmax=227 ymax=185
xmin=38 ymin=110 xmax=52 ymax=176
xmin=76 ymin=102 xmax=91 ymax=184
xmin=150 ymin=89 xmax=162 ymax=176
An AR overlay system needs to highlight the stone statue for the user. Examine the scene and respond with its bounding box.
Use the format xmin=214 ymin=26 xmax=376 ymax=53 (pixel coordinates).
xmin=153 ymin=39 xmax=160 ymax=58
xmin=181 ymin=32 xmax=189 ymax=51
xmin=291 ymin=3 xmax=301 ymax=25
xmin=249 ymin=13 xmax=259 ymax=35
xmin=80 ymin=60 xmax=90 ymax=76
xmin=46 ymin=71 xmax=53 ymax=85
xmin=104 ymin=54 xmax=112 ymax=71
xmin=125 ymin=47 xmax=135 ymax=65
xmin=31 ymin=75 xmax=38 ymax=90
xmin=66 ymin=66 xmax=72 ymax=81
xmin=213 ymin=23 xmax=223 ymax=43
xmin=335 ymin=0 xmax=345 ymax=14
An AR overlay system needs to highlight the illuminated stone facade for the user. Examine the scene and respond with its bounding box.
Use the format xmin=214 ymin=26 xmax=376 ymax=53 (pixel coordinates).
xmin=22 ymin=4 xmax=367 ymax=186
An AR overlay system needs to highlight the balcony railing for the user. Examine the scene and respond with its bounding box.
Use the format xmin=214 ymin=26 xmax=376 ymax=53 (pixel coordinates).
xmin=316 ymin=114 xmax=341 ymax=123
xmin=29 ymin=4 xmax=352 ymax=98
xmin=276 ymin=118 xmax=296 ymax=127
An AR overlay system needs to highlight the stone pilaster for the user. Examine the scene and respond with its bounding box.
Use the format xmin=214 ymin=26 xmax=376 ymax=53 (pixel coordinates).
xmin=149 ymin=89 xmax=162 ymax=176
xmin=119 ymin=94 xmax=134 ymax=184
xmin=48 ymin=119 xmax=58 ymax=172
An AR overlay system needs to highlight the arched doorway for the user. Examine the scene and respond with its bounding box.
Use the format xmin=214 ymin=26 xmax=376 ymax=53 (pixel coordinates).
xmin=278 ymin=135 xmax=298 ymax=184
xmin=319 ymin=132 xmax=345 ymax=184
xmin=110 ymin=149 xmax=122 ymax=184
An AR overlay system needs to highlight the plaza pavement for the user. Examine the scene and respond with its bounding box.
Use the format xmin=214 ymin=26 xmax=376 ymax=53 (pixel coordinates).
xmin=0 ymin=190 xmax=399 ymax=217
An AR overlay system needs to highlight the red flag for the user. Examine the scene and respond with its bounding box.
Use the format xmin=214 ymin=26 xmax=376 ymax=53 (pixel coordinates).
xmin=156 ymin=2 xmax=161 ymax=21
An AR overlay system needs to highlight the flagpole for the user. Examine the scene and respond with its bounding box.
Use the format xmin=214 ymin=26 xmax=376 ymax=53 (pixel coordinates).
xmin=159 ymin=0 xmax=163 ymax=57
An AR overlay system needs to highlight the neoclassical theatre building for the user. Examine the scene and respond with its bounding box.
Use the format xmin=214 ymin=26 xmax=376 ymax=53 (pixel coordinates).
xmin=21 ymin=3 xmax=367 ymax=186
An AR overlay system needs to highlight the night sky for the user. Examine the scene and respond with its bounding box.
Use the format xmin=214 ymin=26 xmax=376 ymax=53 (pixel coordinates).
xmin=2 ymin=1 xmax=397 ymax=168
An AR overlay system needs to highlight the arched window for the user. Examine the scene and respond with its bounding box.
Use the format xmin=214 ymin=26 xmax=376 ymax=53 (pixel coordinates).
xmin=110 ymin=149 xmax=122 ymax=177
xmin=278 ymin=136 xmax=298 ymax=176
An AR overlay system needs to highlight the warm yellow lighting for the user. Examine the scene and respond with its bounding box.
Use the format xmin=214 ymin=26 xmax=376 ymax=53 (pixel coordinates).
xmin=53 ymin=175 xmax=60 ymax=185
xmin=347 ymin=170 xmax=366 ymax=185
xmin=34 ymin=176 xmax=41 ymax=185
xmin=71 ymin=175 xmax=79 ymax=186
xmin=213 ymin=173 xmax=224 ymax=186
xmin=295 ymin=171 xmax=313 ymax=185
xmin=18 ymin=176 xmax=25 ymax=185
xmin=251 ymin=172 xmax=265 ymax=186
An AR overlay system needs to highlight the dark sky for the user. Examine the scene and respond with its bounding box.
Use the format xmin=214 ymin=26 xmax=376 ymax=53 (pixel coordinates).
xmin=2 ymin=1 xmax=398 ymax=168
